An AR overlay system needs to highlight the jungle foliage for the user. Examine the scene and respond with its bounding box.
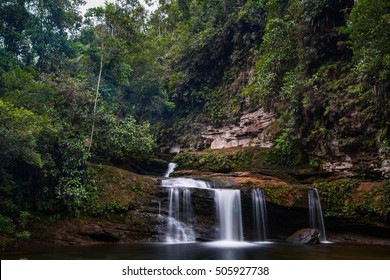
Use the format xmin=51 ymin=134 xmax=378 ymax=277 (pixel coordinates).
xmin=162 ymin=0 xmax=389 ymax=165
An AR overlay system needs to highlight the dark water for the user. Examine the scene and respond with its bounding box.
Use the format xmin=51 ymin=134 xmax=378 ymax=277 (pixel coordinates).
xmin=2 ymin=242 xmax=390 ymax=260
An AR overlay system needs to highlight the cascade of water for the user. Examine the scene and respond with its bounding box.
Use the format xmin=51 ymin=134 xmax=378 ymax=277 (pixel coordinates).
xmin=308 ymin=188 xmax=327 ymax=242
xmin=252 ymin=189 xmax=268 ymax=241
xmin=182 ymin=188 xmax=193 ymax=225
xmin=162 ymin=175 xmax=246 ymax=243
xmin=162 ymin=177 xmax=212 ymax=242
xmin=161 ymin=178 xmax=211 ymax=189
xmin=166 ymin=187 xmax=195 ymax=242
xmin=164 ymin=163 xmax=177 ymax=177
xmin=214 ymin=189 xmax=243 ymax=241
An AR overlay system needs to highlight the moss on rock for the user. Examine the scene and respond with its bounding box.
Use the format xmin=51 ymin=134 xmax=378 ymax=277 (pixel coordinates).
xmin=315 ymin=180 xmax=390 ymax=222
xmin=84 ymin=164 xmax=159 ymax=218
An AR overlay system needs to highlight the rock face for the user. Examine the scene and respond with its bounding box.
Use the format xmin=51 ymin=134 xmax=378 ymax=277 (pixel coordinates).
xmin=379 ymin=159 xmax=390 ymax=178
xmin=320 ymin=154 xmax=388 ymax=179
xmin=321 ymin=156 xmax=354 ymax=176
xmin=286 ymin=228 xmax=320 ymax=245
xmin=200 ymin=108 xmax=275 ymax=149
xmin=310 ymin=136 xmax=389 ymax=179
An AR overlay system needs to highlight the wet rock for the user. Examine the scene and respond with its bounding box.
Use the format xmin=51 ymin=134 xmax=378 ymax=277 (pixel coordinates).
xmin=286 ymin=228 xmax=320 ymax=245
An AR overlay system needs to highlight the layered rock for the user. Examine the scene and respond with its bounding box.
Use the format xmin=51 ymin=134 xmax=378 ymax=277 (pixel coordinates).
xmin=321 ymin=156 xmax=354 ymax=176
xmin=201 ymin=108 xmax=275 ymax=150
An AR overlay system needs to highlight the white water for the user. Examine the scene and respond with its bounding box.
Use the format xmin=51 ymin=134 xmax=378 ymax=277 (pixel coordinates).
xmin=205 ymin=240 xmax=255 ymax=248
xmin=163 ymin=163 xmax=246 ymax=243
xmin=252 ymin=189 xmax=268 ymax=241
xmin=214 ymin=189 xmax=243 ymax=241
xmin=164 ymin=162 xmax=177 ymax=177
xmin=166 ymin=187 xmax=195 ymax=243
xmin=162 ymin=178 xmax=210 ymax=242
xmin=308 ymin=188 xmax=327 ymax=242
xmin=161 ymin=178 xmax=211 ymax=189
xmin=163 ymin=163 xmax=203 ymax=242
xmin=161 ymin=161 xmax=331 ymax=245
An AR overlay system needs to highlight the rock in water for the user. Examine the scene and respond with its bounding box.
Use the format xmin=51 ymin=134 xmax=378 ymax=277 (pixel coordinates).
xmin=286 ymin=228 xmax=320 ymax=245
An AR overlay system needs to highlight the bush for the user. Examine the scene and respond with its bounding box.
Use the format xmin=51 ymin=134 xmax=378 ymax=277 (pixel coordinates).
xmin=16 ymin=231 xmax=31 ymax=240
xmin=56 ymin=136 xmax=90 ymax=215
xmin=93 ymin=113 xmax=155 ymax=160
xmin=0 ymin=215 xmax=15 ymax=235
xmin=262 ymin=129 xmax=304 ymax=166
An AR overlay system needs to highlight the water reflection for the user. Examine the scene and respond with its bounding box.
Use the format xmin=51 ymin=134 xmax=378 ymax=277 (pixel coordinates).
xmin=2 ymin=242 xmax=389 ymax=260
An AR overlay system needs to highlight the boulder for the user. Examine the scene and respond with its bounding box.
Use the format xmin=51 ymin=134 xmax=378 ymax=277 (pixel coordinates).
xmin=286 ymin=228 xmax=320 ymax=245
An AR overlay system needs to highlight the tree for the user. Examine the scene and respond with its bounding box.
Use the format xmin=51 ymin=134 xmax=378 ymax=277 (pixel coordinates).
xmin=0 ymin=100 xmax=46 ymax=172
xmin=93 ymin=113 xmax=155 ymax=160
xmin=255 ymin=18 xmax=297 ymax=110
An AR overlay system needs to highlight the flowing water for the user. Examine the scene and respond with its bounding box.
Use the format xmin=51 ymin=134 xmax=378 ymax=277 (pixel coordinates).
xmin=162 ymin=169 xmax=244 ymax=243
xmin=164 ymin=162 xmax=177 ymax=177
xmin=162 ymin=167 xmax=211 ymax=243
xmin=161 ymin=178 xmax=211 ymax=189
xmin=308 ymin=188 xmax=327 ymax=242
xmin=214 ymin=189 xmax=243 ymax=241
xmin=252 ymin=189 xmax=268 ymax=241
xmin=166 ymin=187 xmax=195 ymax=243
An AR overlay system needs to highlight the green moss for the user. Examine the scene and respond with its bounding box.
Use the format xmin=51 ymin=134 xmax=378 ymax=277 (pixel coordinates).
xmin=85 ymin=200 xmax=132 ymax=219
xmin=231 ymin=149 xmax=256 ymax=170
xmin=198 ymin=153 xmax=233 ymax=172
xmin=315 ymin=180 xmax=390 ymax=222
xmin=354 ymin=182 xmax=390 ymax=220
xmin=174 ymin=151 xmax=233 ymax=172
xmin=174 ymin=148 xmax=271 ymax=173
xmin=316 ymin=180 xmax=357 ymax=218
xmin=82 ymin=164 xmax=157 ymax=219
xmin=263 ymin=185 xmax=304 ymax=207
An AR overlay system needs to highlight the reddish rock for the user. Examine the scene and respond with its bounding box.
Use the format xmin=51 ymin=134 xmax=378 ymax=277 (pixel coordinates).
xmin=201 ymin=108 xmax=275 ymax=149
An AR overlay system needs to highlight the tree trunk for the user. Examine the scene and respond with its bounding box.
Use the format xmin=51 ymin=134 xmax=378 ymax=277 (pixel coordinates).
xmin=88 ymin=44 xmax=104 ymax=154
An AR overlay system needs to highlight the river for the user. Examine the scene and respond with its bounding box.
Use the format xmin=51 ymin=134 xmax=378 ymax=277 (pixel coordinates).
xmin=2 ymin=242 xmax=389 ymax=260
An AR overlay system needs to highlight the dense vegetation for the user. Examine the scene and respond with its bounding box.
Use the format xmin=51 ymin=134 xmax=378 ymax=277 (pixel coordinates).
xmin=0 ymin=0 xmax=159 ymax=238
xmin=162 ymin=0 xmax=389 ymax=165
xmin=0 ymin=0 xmax=389 ymax=240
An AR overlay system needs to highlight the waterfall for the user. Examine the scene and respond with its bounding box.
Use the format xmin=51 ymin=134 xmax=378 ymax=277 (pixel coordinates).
xmin=162 ymin=177 xmax=210 ymax=243
xmin=162 ymin=174 xmax=246 ymax=243
xmin=182 ymin=188 xmax=193 ymax=225
xmin=161 ymin=178 xmax=211 ymax=189
xmin=164 ymin=162 xmax=177 ymax=177
xmin=214 ymin=189 xmax=243 ymax=241
xmin=166 ymin=187 xmax=195 ymax=242
xmin=252 ymin=189 xmax=268 ymax=241
xmin=308 ymin=188 xmax=327 ymax=242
